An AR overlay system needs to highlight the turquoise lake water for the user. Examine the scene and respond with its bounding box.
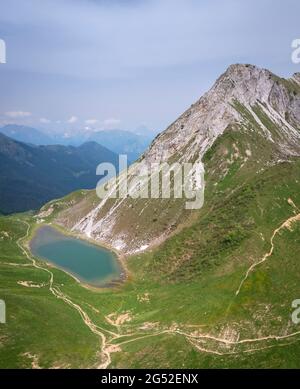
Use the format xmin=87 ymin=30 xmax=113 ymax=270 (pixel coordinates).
xmin=30 ymin=225 xmax=122 ymax=287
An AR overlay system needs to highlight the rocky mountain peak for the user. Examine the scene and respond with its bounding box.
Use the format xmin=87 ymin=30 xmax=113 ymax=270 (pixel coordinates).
xmin=211 ymin=63 xmax=275 ymax=105
xmin=58 ymin=64 xmax=300 ymax=255
xmin=222 ymin=63 xmax=271 ymax=78
xmin=144 ymin=64 xmax=299 ymax=167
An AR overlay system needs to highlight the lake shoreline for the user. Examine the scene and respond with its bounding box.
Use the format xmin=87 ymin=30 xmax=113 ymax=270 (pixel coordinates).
xmin=28 ymin=223 xmax=129 ymax=291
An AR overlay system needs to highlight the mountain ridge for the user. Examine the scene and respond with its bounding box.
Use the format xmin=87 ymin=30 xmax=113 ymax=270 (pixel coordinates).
xmin=48 ymin=64 xmax=300 ymax=254
xmin=0 ymin=125 xmax=154 ymax=162
xmin=0 ymin=124 xmax=55 ymax=145
xmin=0 ymin=134 xmax=119 ymax=214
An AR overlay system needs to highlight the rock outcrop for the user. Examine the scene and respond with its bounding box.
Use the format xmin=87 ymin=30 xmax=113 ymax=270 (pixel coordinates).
xmin=54 ymin=64 xmax=300 ymax=254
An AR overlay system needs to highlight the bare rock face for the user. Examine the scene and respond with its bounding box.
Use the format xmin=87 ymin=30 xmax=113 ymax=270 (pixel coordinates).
xmin=145 ymin=64 xmax=300 ymax=166
xmin=56 ymin=64 xmax=300 ymax=254
xmin=292 ymin=73 xmax=300 ymax=84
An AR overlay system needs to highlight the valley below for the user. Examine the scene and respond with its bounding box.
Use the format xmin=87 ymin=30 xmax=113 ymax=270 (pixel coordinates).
xmin=1 ymin=199 xmax=300 ymax=368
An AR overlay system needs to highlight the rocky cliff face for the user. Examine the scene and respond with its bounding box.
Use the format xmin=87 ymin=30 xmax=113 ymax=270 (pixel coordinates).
xmin=148 ymin=64 xmax=300 ymax=164
xmin=52 ymin=64 xmax=300 ymax=254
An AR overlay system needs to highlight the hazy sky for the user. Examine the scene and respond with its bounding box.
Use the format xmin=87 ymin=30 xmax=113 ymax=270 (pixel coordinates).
xmin=0 ymin=0 xmax=300 ymax=133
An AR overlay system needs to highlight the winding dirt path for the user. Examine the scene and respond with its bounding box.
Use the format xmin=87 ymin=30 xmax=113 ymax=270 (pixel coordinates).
xmin=11 ymin=214 xmax=300 ymax=364
xmin=235 ymin=211 xmax=300 ymax=296
xmin=112 ymin=325 xmax=300 ymax=357
xmin=16 ymin=219 xmax=114 ymax=369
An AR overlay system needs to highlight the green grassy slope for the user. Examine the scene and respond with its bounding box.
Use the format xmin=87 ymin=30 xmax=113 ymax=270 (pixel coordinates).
xmin=0 ymin=125 xmax=300 ymax=368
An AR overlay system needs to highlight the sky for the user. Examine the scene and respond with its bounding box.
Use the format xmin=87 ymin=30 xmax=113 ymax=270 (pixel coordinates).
xmin=0 ymin=0 xmax=300 ymax=134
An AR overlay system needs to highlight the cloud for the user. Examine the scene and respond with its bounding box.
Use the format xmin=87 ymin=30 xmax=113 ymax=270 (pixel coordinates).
xmin=1 ymin=0 xmax=299 ymax=131
xmin=85 ymin=119 xmax=99 ymax=125
xmin=67 ymin=116 xmax=78 ymax=124
xmin=103 ymin=118 xmax=121 ymax=128
xmin=40 ymin=118 xmax=51 ymax=124
xmin=5 ymin=111 xmax=32 ymax=118
xmin=2 ymin=0 xmax=294 ymax=81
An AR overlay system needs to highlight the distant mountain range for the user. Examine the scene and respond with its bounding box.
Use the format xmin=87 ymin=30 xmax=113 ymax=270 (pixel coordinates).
xmin=0 ymin=133 xmax=119 ymax=214
xmin=0 ymin=124 xmax=55 ymax=145
xmin=84 ymin=129 xmax=152 ymax=162
xmin=0 ymin=125 xmax=155 ymax=162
